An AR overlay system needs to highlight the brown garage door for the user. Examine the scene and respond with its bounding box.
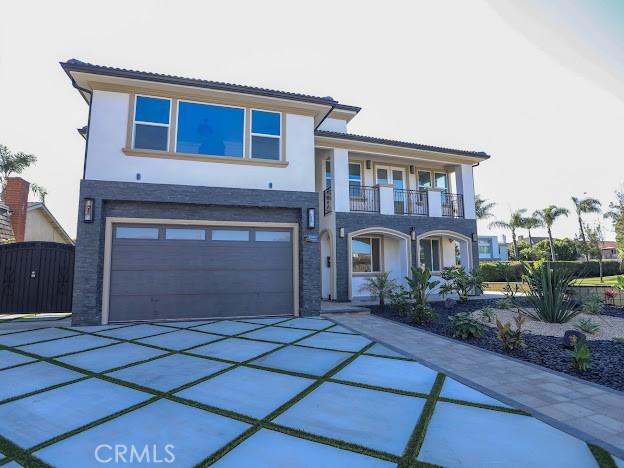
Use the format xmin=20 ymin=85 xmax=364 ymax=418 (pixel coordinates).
xmin=108 ymin=224 xmax=294 ymax=322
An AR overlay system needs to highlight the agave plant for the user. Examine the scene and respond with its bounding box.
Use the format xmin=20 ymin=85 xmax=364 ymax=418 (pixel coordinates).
xmin=359 ymin=272 xmax=397 ymax=308
xmin=521 ymin=262 xmax=580 ymax=323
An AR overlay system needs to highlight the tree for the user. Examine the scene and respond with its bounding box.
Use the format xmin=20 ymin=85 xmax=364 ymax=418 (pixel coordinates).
xmin=604 ymin=187 xmax=624 ymax=260
xmin=584 ymin=223 xmax=605 ymax=281
xmin=533 ymin=238 xmax=579 ymax=261
xmin=475 ymin=195 xmax=496 ymax=220
xmin=489 ymin=209 xmax=526 ymax=260
xmin=0 ymin=144 xmax=37 ymax=196
xmin=520 ymin=214 xmax=543 ymax=246
xmin=572 ymin=196 xmax=602 ymax=261
xmin=30 ymin=183 xmax=47 ymax=204
xmin=533 ymin=206 xmax=569 ymax=261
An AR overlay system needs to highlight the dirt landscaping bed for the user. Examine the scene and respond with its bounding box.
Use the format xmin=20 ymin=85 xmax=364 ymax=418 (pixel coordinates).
xmin=371 ymin=299 xmax=624 ymax=392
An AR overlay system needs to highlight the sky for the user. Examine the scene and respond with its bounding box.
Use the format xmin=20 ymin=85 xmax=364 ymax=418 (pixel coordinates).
xmin=0 ymin=0 xmax=622 ymax=240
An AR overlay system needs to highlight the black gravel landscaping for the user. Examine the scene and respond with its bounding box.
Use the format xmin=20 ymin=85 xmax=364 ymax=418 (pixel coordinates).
xmin=371 ymin=299 xmax=624 ymax=392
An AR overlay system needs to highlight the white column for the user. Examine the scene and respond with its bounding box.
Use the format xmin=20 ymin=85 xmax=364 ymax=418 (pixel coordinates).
xmin=378 ymin=185 xmax=395 ymax=215
xmin=454 ymin=164 xmax=476 ymax=219
xmin=427 ymin=189 xmax=442 ymax=217
xmin=331 ymin=148 xmax=350 ymax=213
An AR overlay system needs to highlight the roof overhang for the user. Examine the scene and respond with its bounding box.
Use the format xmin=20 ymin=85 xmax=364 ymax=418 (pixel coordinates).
xmin=61 ymin=60 xmax=360 ymax=127
xmin=314 ymin=132 xmax=490 ymax=165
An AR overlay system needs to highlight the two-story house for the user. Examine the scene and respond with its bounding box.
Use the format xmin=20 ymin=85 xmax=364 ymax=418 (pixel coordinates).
xmin=62 ymin=59 xmax=489 ymax=326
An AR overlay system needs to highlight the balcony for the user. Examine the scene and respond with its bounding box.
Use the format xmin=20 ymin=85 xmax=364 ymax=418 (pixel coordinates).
xmin=349 ymin=185 xmax=379 ymax=213
xmin=393 ymin=189 xmax=428 ymax=216
xmin=441 ymin=193 xmax=465 ymax=218
xmin=323 ymin=186 xmax=332 ymax=215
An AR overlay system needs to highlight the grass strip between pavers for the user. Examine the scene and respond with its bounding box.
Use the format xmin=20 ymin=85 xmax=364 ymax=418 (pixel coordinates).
xmin=589 ymin=443 xmax=618 ymax=468
xmin=398 ymin=373 xmax=445 ymax=468
xmin=1 ymin=319 xmax=621 ymax=467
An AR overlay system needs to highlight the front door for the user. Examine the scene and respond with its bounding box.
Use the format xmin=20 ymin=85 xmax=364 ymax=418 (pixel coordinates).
xmin=376 ymin=166 xmax=406 ymax=213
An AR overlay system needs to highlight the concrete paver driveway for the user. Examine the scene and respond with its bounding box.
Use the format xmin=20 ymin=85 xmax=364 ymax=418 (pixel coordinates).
xmin=0 ymin=316 xmax=621 ymax=467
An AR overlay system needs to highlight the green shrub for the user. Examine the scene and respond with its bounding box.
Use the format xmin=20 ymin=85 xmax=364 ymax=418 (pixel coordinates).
xmin=480 ymin=261 xmax=623 ymax=282
xmin=574 ymin=318 xmax=600 ymax=335
xmin=581 ymin=295 xmax=604 ymax=315
xmin=449 ymin=312 xmax=485 ymax=339
xmin=359 ymin=272 xmax=397 ymax=307
xmin=567 ymin=337 xmax=591 ymax=372
xmin=439 ymin=266 xmax=486 ymax=302
xmin=495 ymin=312 xmax=526 ymax=351
xmin=409 ymin=303 xmax=436 ymax=325
xmin=495 ymin=298 xmax=513 ymax=310
xmin=522 ymin=262 xmax=580 ymax=323
xmin=479 ymin=307 xmax=496 ymax=323
xmin=388 ymin=286 xmax=411 ymax=317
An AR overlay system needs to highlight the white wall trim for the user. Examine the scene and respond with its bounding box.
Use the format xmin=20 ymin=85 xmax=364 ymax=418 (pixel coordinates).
xmin=102 ymin=217 xmax=300 ymax=324
xmin=347 ymin=227 xmax=412 ymax=300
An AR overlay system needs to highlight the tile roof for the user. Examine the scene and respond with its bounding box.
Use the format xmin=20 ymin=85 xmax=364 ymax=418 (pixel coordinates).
xmin=61 ymin=59 xmax=360 ymax=111
xmin=314 ymin=130 xmax=490 ymax=159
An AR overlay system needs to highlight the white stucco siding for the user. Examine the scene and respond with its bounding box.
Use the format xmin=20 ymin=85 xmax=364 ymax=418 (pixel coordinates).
xmin=317 ymin=117 xmax=347 ymax=133
xmin=85 ymin=90 xmax=316 ymax=192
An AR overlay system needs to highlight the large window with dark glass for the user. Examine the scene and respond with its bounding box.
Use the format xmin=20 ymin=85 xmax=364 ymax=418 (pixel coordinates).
xmin=419 ymin=238 xmax=440 ymax=271
xmin=176 ymin=101 xmax=245 ymax=157
xmin=418 ymin=171 xmax=432 ymax=190
xmin=352 ymin=237 xmax=381 ymax=273
xmin=251 ymin=110 xmax=281 ymax=160
xmin=133 ymin=96 xmax=171 ymax=151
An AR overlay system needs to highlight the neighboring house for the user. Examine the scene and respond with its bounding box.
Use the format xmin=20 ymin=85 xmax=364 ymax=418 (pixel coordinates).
xmin=2 ymin=177 xmax=73 ymax=244
xmin=62 ymin=59 xmax=490 ymax=325
xmin=599 ymin=241 xmax=619 ymax=260
xmin=0 ymin=201 xmax=14 ymax=243
xmin=477 ymin=235 xmax=508 ymax=261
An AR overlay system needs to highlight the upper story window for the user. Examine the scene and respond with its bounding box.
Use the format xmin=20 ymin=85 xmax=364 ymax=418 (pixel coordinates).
xmin=251 ymin=110 xmax=281 ymax=160
xmin=348 ymin=163 xmax=361 ymax=188
xmin=435 ymin=172 xmax=448 ymax=191
xmin=478 ymin=239 xmax=493 ymax=257
xmin=418 ymin=171 xmax=432 ymax=190
xmin=325 ymin=159 xmax=332 ymax=188
xmin=133 ymin=96 xmax=171 ymax=151
xmin=176 ymin=101 xmax=245 ymax=157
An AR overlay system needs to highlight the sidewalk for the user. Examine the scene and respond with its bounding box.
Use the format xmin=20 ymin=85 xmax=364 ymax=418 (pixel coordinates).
xmin=325 ymin=312 xmax=624 ymax=459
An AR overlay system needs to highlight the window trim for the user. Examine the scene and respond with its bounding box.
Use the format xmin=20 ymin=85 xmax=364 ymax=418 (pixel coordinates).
xmin=250 ymin=109 xmax=282 ymax=161
xmin=124 ymin=92 xmax=288 ymax=167
xmin=131 ymin=95 xmax=172 ymax=151
xmin=352 ymin=235 xmax=383 ymax=275
xmin=175 ymin=98 xmax=246 ymax=159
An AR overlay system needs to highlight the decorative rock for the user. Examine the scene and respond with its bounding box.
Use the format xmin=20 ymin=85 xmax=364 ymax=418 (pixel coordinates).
xmin=444 ymin=298 xmax=457 ymax=309
xmin=562 ymin=330 xmax=586 ymax=349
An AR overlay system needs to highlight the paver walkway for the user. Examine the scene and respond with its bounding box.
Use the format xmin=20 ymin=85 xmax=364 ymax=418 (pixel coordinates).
xmin=327 ymin=312 xmax=624 ymax=460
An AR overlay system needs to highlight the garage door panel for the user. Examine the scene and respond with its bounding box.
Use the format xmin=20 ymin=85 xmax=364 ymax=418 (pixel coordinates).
xmin=109 ymin=292 xmax=293 ymax=321
xmin=111 ymin=244 xmax=292 ymax=270
xmin=110 ymin=269 xmax=293 ymax=296
xmin=109 ymin=223 xmax=295 ymax=321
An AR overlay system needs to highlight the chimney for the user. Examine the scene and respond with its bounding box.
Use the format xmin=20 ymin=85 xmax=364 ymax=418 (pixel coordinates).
xmin=3 ymin=177 xmax=30 ymax=242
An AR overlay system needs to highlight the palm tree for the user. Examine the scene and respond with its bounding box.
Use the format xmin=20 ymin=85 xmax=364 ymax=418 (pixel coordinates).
xmin=475 ymin=195 xmax=496 ymax=220
xmin=533 ymin=206 xmax=570 ymax=261
xmin=489 ymin=209 xmax=526 ymax=260
xmin=521 ymin=215 xmax=543 ymax=246
xmin=571 ymin=196 xmax=601 ymax=260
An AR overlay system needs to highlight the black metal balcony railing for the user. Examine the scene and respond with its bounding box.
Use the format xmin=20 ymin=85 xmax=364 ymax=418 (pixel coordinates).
xmin=323 ymin=186 xmax=332 ymax=215
xmin=394 ymin=189 xmax=428 ymax=216
xmin=442 ymin=192 xmax=465 ymax=218
xmin=349 ymin=185 xmax=379 ymax=213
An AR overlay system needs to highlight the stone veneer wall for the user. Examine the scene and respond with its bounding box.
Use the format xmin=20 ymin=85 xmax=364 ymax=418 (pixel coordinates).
xmin=334 ymin=212 xmax=479 ymax=301
xmin=72 ymin=179 xmax=320 ymax=325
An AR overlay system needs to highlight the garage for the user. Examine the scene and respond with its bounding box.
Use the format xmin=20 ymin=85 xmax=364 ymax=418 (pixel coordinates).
xmin=106 ymin=222 xmax=296 ymax=322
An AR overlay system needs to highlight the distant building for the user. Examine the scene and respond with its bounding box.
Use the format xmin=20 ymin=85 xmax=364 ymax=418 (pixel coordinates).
xmin=478 ymin=235 xmax=508 ymax=261
xmin=600 ymin=241 xmax=619 ymax=260
xmin=2 ymin=177 xmax=73 ymax=244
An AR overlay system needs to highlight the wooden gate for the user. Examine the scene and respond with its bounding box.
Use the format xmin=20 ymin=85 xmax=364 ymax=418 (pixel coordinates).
xmin=0 ymin=242 xmax=74 ymax=314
